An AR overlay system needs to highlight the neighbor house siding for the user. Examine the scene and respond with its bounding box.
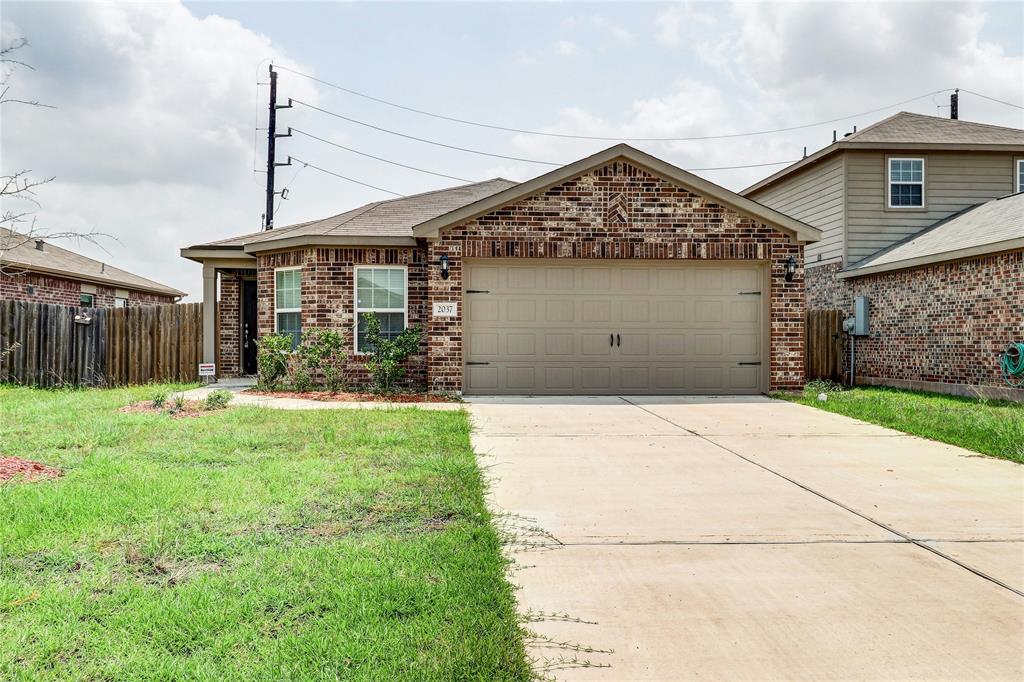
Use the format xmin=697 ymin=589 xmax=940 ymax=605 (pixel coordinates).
xmin=749 ymin=155 xmax=845 ymax=267
xmin=845 ymin=151 xmax=1016 ymax=264
xmin=0 ymin=270 xmax=176 ymax=307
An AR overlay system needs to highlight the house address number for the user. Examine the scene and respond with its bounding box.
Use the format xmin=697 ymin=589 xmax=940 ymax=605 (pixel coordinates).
xmin=432 ymin=301 xmax=458 ymax=317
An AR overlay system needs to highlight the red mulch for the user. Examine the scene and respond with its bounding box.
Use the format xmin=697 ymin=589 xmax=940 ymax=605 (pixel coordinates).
xmin=244 ymin=390 xmax=455 ymax=403
xmin=0 ymin=456 xmax=62 ymax=483
xmin=118 ymin=401 xmax=210 ymax=418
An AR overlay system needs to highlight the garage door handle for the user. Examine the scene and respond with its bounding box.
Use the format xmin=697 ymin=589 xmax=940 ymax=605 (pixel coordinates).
xmin=738 ymin=362 xmax=762 ymax=366
xmin=466 ymin=289 xmax=490 ymax=294
xmin=616 ymin=334 xmax=621 ymax=347
xmin=466 ymin=361 xmax=490 ymax=366
xmin=610 ymin=334 xmax=614 ymax=347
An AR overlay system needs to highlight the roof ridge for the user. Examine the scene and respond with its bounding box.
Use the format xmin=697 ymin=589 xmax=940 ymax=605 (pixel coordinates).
xmin=375 ymin=177 xmax=517 ymax=207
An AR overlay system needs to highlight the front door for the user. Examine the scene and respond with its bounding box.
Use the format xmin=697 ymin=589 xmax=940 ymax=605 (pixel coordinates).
xmin=242 ymin=279 xmax=258 ymax=375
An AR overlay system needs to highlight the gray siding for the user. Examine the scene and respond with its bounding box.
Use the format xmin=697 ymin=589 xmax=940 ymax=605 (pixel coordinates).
xmin=749 ymin=155 xmax=845 ymax=266
xmin=845 ymin=151 xmax=1016 ymax=263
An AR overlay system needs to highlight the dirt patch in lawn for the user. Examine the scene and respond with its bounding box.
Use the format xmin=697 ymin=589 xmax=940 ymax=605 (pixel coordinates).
xmin=119 ymin=401 xmax=215 ymax=418
xmin=245 ymin=390 xmax=456 ymax=403
xmin=0 ymin=456 xmax=62 ymax=483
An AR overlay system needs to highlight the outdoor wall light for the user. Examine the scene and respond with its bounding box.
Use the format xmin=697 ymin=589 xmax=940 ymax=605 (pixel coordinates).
xmin=440 ymin=253 xmax=450 ymax=280
xmin=784 ymin=256 xmax=797 ymax=282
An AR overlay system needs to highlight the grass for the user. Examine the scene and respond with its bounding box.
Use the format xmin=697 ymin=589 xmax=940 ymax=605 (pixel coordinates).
xmin=780 ymin=383 xmax=1024 ymax=463
xmin=0 ymin=384 xmax=530 ymax=681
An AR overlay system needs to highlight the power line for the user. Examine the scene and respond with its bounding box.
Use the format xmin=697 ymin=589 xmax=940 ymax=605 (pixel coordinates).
xmin=959 ymin=88 xmax=1024 ymax=110
xmin=291 ymin=100 xmax=801 ymax=170
xmin=290 ymin=127 xmax=476 ymax=182
xmin=277 ymin=65 xmax=955 ymax=142
xmin=291 ymin=99 xmax=563 ymax=165
xmin=289 ymin=156 xmax=404 ymax=196
xmin=273 ymin=162 xmax=306 ymax=217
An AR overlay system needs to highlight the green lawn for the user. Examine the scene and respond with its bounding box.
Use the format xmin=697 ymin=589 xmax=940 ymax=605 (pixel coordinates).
xmin=781 ymin=385 xmax=1024 ymax=463
xmin=0 ymin=385 xmax=530 ymax=681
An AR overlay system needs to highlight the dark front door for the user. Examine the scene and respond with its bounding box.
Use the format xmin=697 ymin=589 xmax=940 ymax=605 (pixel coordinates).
xmin=242 ymin=279 xmax=258 ymax=375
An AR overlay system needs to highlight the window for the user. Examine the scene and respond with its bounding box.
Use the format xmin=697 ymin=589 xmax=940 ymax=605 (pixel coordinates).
xmin=114 ymin=297 xmax=128 ymax=308
xmin=80 ymin=293 xmax=95 ymax=307
xmin=355 ymin=266 xmax=407 ymax=354
xmin=888 ymin=158 xmax=924 ymax=208
xmin=274 ymin=267 xmax=302 ymax=349
xmin=1016 ymin=159 xmax=1024 ymax=193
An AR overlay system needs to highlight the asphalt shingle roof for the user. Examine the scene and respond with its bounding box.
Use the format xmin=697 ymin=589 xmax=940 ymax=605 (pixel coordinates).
xmin=1 ymin=227 xmax=185 ymax=297
xmin=843 ymin=192 xmax=1024 ymax=274
xmin=198 ymin=178 xmax=518 ymax=249
xmin=843 ymin=111 xmax=1024 ymax=146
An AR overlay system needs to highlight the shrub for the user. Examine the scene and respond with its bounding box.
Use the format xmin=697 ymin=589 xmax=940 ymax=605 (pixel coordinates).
xmin=256 ymin=333 xmax=293 ymax=390
xmin=294 ymin=328 xmax=347 ymax=392
xmin=203 ymin=389 xmax=234 ymax=411
xmin=360 ymin=312 xmax=421 ymax=393
xmin=151 ymin=389 xmax=168 ymax=409
xmin=170 ymin=394 xmax=186 ymax=413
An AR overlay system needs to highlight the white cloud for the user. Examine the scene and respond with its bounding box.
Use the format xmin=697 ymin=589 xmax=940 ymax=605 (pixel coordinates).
xmin=655 ymin=3 xmax=716 ymax=48
xmin=592 ymin=15 xmax=633 ymax=43
xmin=555 ymin=39 xmax=578 ymax=57
xmin=1 ymin=2 xmax=318 ymax=299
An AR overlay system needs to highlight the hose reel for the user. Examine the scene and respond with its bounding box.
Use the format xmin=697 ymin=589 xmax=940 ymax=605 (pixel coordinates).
xmin=1002 ymin=343 xmax=1024 ymax=388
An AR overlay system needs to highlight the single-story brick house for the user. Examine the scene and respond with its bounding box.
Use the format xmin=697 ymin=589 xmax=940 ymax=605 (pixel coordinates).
xmin=181 ymin=145 xmax=821 ymax=395
xmin=745 ymin=112 xmax=1024 ymax=400
xmin=1 ymin=226 xmax=184 ymax=307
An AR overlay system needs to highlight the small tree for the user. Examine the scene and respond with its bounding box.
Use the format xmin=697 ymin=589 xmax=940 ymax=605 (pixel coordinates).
xmin=360 ymin=313 xmax=421 ymax=393
xmin=294 ymin=328 xmax=346 ymax=392
xmin=255 ymin=333 xmax=293 ymax=390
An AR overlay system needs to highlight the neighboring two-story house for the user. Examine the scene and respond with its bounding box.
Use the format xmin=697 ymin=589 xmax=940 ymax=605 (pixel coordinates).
xmin=1 ymin=227 xmax=185 ymax=307
xmin=745 ymin=112 xmax=1024 ymax=398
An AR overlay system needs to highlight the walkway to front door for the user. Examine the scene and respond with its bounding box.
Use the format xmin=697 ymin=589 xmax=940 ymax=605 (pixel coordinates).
xmin=468 ymin=395 xmax=1024 ymax=680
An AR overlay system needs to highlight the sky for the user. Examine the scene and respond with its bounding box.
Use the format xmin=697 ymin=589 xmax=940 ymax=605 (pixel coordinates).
xmin=2 ymin=1 xmax=1022 ymax=300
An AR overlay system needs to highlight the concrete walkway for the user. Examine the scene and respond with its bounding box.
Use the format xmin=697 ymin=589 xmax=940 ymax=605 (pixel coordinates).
xmin=179 ymin=381 xmax=461 ymax=411
xmin=468 ymin=395 xmax=1024 ymax=680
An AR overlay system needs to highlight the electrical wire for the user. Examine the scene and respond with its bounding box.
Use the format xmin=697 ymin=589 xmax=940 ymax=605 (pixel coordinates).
xmin=960 ymin=89 xmax=1024 ymax=111
xmin=276 ymin=65 xmax=955 ymax=142
xmin=273 ymin=162 xmax=306 ymax=217
xmin=290 ymin=128 xmax=476 ymax=182
xmin=288 ymin=156 xmax=404 ymax=196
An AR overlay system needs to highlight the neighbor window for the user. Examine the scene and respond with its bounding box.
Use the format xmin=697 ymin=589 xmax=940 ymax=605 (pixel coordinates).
xmin=1016 ymin=159 xmax=1023 ymax=193
xmin=114 ymin=297 xmax=128 ymax=308
xmin=888 ymin=158 xmax=924 ymax=208
xmin=274 ymin=267 xmax=302 ymax=349
xmin=355 ymin=266 xmax=407 ymax=354
xmin=79 ymin=293 xmax=95 ymax=307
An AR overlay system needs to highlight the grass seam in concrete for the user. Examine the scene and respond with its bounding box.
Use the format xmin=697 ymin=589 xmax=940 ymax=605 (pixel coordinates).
xmin=619 ymin=397 xmax=1024 ymax=600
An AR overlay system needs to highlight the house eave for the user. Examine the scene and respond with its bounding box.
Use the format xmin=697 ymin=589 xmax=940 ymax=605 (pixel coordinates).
xmin=241 ymin=235 xmax=419 ymax=254
xmin=180 ymin=246 xmax=256 ymax=264
xmin=3 ymin=260 xmax=186 ymax=298
xmin=412 ymin=144 xmax=822 ymax=244
xmin=837 ymin=238 xmax=1024 ymax=278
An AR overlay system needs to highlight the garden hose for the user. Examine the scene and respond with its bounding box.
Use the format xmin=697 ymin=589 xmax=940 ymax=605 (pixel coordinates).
xmin=1002 ymin=343 xmax=1024 ymax=388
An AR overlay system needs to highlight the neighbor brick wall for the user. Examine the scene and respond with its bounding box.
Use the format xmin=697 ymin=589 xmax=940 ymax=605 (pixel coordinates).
xmin=256 ymin=247 xmax=428 ymax=389
xmin=427 ymin=160 xmax=806 ymax=393
xmin=0 ymin=270 xmax=176 ymax=307
xmin=805 ymin=250 xmax=1024 ymax=393
xmin=850 ymin=250 xmax=1024 ymax=389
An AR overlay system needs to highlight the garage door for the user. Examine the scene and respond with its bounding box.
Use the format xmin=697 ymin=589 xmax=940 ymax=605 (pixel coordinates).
xmin=463 ymin=260 xmax=765 ymax=395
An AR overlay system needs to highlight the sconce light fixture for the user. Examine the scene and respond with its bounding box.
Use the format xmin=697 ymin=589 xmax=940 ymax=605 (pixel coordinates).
xmin=784 ymin=256 xmax=797 ymax=282
xmin=440 ymin=253 xmax=450 ymax=280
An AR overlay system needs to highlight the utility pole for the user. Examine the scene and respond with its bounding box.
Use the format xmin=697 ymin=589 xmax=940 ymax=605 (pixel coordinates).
xmin=264 ymin=65 xmax=292 ymax=230
xmin=950 ymin=89 xmax=959 ymax=120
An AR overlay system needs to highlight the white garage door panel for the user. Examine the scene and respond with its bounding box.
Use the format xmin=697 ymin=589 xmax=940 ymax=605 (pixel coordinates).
xmin=464 ymin=260 xmax=765 ymax=395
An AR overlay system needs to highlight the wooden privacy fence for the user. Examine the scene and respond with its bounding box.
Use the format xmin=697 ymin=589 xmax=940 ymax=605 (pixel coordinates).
xmin=0 ymin=300 xmax=203 ymax=387
xmin=805 ymin=309 xmax=845 ymax=383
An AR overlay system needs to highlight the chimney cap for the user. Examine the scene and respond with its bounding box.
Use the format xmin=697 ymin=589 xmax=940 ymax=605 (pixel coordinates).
xmin=34 ymin=239 xmax=44 ymax=251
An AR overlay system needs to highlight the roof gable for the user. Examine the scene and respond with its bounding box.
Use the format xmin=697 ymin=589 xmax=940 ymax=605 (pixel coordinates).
xmin=413 ymin=144 xmax=822 ymax=243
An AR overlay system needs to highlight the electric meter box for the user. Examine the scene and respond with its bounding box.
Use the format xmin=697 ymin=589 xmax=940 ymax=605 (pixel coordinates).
xmin=853 ymin=296 xmax=870 ymax=336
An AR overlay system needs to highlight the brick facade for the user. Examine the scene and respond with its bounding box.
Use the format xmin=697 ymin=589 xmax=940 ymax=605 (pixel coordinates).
xmin=246 ymin=161 xmax=807 ymax=394
xmin=806 ymin=250 xmax=1024 ymax=396
xmin=0 ymin=270 xmax=176 ymax=307
xmin=218 ymin=274 xmax=242 ymax=377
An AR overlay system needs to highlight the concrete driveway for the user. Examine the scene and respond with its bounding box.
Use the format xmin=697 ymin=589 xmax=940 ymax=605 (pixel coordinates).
xmin=468 ymin=395 xmax=1024 ymax=681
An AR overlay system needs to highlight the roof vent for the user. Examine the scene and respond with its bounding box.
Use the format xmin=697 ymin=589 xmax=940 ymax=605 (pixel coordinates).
xmin=34 ymin=240 xmax=44 ymax=251
xmin=101 ymin=263 xmax=106 ymax=273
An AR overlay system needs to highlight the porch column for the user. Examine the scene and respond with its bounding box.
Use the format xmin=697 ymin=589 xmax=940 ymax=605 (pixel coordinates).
xmin=202 ymin=263 xmax=217 ymax=364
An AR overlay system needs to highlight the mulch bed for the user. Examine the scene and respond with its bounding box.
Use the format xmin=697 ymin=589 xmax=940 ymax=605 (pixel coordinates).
xmin=244 ymin=390 xmax=455 ymax=403
xmin=0 ymin=456 xmax=62 ymax=483
xmin=119 ymin=401 xmax=211 ymax=418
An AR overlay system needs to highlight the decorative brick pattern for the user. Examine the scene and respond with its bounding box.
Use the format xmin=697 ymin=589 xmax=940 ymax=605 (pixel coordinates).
xmin=427 ymin=161 xmax=806 ymax=393
xmin=0 ymin=270 xmax=176 ymax=307
xmin=806 ymin=250 xmax=1024 ymax=392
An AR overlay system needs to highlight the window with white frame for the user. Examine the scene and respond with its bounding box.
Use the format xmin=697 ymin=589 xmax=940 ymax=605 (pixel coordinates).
xmin=888 ymin=158 xmax=924 ymax=208
xmin=355 ymin=266 xmax=407 ymax=353
xmin=275 ymin=267 xmax=302 ymax=349
xmin=114 ymin=297 xmax=128 ymax=308
xmin=1016 ymin=159 xmax=1023 ymax=193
